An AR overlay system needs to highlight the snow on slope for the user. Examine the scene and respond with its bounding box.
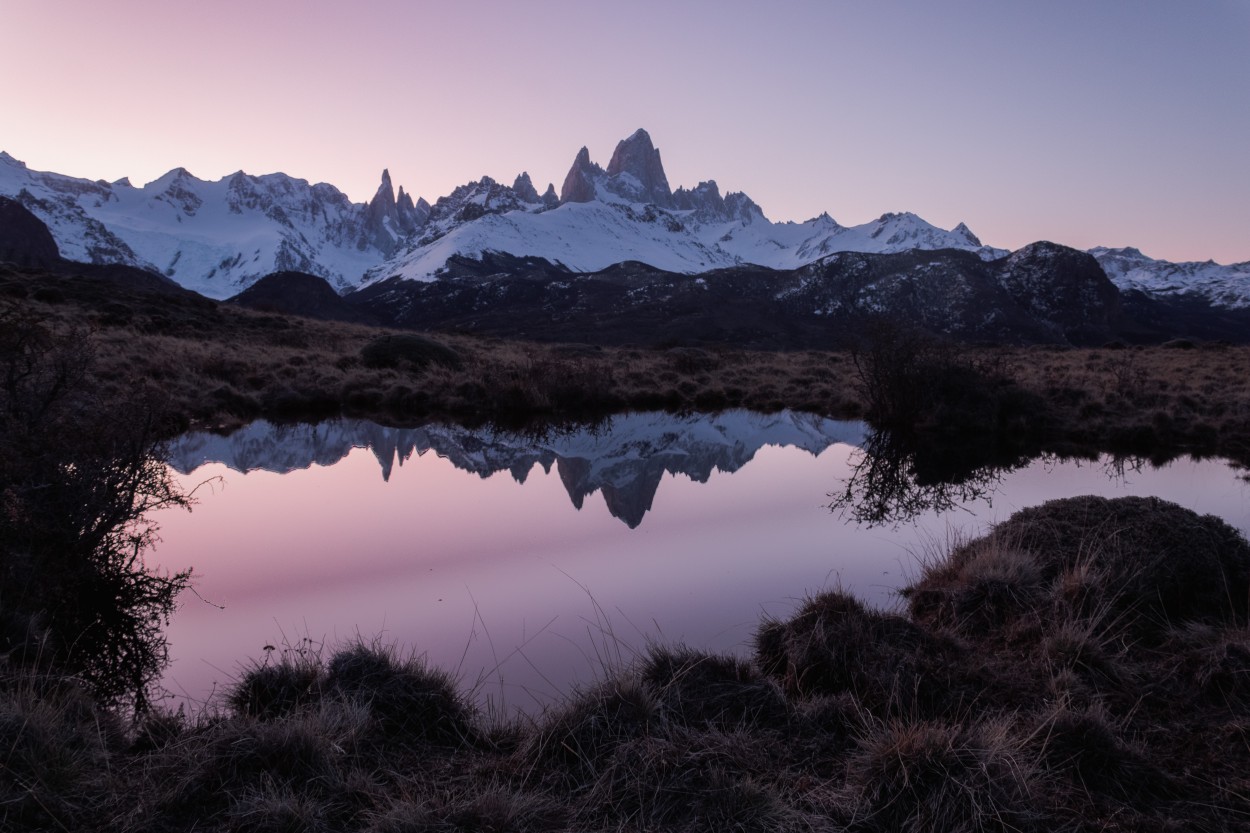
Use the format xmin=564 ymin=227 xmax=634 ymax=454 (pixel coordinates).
xmin=0 ymin=152 xmax=413 ymax=298
xmin=1090 ymin=247 xmax=1250 ymax=310
xmin=11 ymin=129 xmax=1245 ymax=309
xmin=364 ymin=131 xmax=1003 ymax=284
xmin=365 ymin=199 xmax=736 ymax=282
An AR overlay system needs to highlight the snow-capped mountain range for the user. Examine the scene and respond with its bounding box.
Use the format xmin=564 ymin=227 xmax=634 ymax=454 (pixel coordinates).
xmin=2 ymin=129 xmax=1247 ymax=308
xmin=165 ymin=410 xmax=866 ymax=528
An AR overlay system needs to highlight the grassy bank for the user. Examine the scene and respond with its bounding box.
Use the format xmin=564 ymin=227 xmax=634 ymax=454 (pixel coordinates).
xmin=5 ymin=496 xmax=1249 ymax=831
xmin=5 ymin=264 xmax=1250 ymax=467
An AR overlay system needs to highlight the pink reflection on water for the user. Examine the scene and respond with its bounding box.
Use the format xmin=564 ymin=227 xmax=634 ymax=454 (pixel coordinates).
xmin=152 ymin=438 xmax=1250 ymax=713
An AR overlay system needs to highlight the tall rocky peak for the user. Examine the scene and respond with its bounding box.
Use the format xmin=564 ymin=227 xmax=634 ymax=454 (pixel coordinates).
xmin=559 ymin=146 xmax=602 ymax=204
xmin=370 ymin=169 xmax=397 ymax=215
xmin=953 ymin=222 xmax=982 ymax=247
xmin=541 ymin=183 xmax=559 ymax=209
xmin=377 ymin=169 xmax=395 ymax=200
xmin=512 ymin=172 xmax=541 ymax=204
xmin=395 ymin=186 xmax=427 ymax=235
xmin=364 ymin=168 xmax=417 ymax=255
xmin=672 ymin=180 xmax=725 ymax=216
xmin=723 ymin=191 xmax=764 ymax=223
xmin=605 ymin=128 xmax=672 ymax=207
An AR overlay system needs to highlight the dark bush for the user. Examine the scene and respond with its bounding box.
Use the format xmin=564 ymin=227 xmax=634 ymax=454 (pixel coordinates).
xmin=0 ymin=306 xmax=192 ymax=710
xmin=360 ymin=334 xmax=463 ymax=371
xmin=850 ymin=318 xmax=1047 ymax=438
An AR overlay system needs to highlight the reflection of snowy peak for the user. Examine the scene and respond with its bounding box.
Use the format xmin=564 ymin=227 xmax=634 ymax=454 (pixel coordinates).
xmin=0 ymin=152 xmax=424 ymax=298
xmin=165 ymin=411 xmax=866 ymax=527
xmin=1091 ymin=246 xmax=1250 ymax=310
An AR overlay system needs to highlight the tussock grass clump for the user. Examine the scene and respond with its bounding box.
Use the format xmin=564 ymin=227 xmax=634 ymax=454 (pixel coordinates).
xmin=585 ymin=728 xmax=808 ymax=833
xmin=360 ymin=333 xmax=463 ymax=371
xmin=754 ymin=590 xmax=974 ymax=717
xmin=224 ymin=784 xmax=334 ymax=833
xmin=1160 ymin=623 xmax=1250 ymax=707
xmin=517 ymin=678 xmax=663 ymax=788
xmin=1032 ymin=705 xmax=1175 ymax=805
xmin=844 ymin=717 xmax=1042 ymax=833
xmin=0 ymin=675 xmax=121 ymax=832
xmin=326 ymin=643 xmax=476 ymax=747
xmin=640 ymin=645 xmax=790 ymax=730
xmin=365 ymin=786 xmax=568 ymax=833
xmin=140 ymin=705 xmax=372 ymax=830
xmin=229 ymin=654 xmax=324 ymax=719
xmin=908 ymin=496 xmax=1250 ymax=640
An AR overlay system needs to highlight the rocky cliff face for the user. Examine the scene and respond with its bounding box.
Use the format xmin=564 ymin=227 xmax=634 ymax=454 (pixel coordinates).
xmin=559 ymin=147 xmax=602 ymax=204
xmin=348 ymin=241 xmax=1137 ymax=348
xmin=996 ymin=242 xmax=1121 ymax=344
xmin=0 ymin=195 xmax=60 ymax=267
xmin=603 ymin=128 xmax=673 ymax=207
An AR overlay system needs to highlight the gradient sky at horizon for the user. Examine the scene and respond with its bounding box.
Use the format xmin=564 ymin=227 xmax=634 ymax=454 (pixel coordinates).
xmin=3 ymin=0 xmax=1247 ymax=263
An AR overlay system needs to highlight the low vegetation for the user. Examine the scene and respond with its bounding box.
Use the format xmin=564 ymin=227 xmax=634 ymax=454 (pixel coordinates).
xmin=4 ymin=497 xmax=1249 ymax=831
xmin=5 ymin=265 xmax=1250 ymax=830
xmin=5 ymin=264 xmax=1250 ymax=468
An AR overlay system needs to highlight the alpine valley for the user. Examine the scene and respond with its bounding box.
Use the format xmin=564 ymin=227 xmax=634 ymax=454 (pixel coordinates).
xmin=3 ymin=128 xmax=1249 ymax=346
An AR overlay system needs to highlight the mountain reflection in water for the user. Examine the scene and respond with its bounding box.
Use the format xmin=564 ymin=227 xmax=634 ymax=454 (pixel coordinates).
xmin=166 ymin=411 xmax=867 ymax=528
xmin=155 ymin=411 xmax=1249 ymax=713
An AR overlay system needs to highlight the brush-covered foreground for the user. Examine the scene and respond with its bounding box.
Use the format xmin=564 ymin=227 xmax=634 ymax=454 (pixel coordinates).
xmin=6 ymin=264 xmax=1250 ymax=466
xmin=4 ymin=496 xmax=1249 ymax=832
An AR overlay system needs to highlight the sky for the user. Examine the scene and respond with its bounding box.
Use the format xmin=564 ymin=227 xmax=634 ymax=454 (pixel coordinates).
xmin=2 ymin=0 xmax=1248 ymax=263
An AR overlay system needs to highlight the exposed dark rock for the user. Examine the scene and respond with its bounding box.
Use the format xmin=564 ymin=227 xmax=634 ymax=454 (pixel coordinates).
xmin=512 ymin=172 xmax=541 ymax=204
xmin=0 ymin=196 xmax=60 ymax=267
xmin=604 ymin=128 xmax=673 ymax=207
xmin=346 ymin=241 xmax=1246 ymax=348
xmin=559 ymin=147 xmax=603 ymax=204
xmin=994 ymin=241 xmax=1121 ymax=344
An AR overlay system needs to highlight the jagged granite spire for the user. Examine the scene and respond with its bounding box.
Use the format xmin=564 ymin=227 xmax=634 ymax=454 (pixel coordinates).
xmin=605 ymin=128 xmax=672 ymax=207
xmin=559 ymin=146 xmax=601 ymax=203
xmin=512 ymin=171 xmax=540 ymax=203
xmin=541 ymin=183 xmax=559 ymax=209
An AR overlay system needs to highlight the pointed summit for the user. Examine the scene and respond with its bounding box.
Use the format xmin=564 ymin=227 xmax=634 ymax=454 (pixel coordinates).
xmin=559 ymin=146 xmax=602 ymax=204
xmin=372 ymin=169 xmax=396 ymax=209
xmin=953 ymin=222 xmax=982 ymax=247
xmin=512 ymin=171 xmax=540 ymax=203
xmin=606 ymin=128 xmax=672 ymax=207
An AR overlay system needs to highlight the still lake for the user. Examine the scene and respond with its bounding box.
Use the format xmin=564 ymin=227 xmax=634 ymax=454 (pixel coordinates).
xmin=155 ymin=410 xmax=1250 ymax=712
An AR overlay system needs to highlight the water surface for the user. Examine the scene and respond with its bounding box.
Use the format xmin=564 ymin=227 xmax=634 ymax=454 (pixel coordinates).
xmin=156 ymin=411 xmax=1250 ymax=712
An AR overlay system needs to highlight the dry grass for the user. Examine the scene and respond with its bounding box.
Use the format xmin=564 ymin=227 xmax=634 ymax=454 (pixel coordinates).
xmin=8 ymin=268 xmax=1250 ymax=829
xmin=8 ymin=266 xmax=1250 ymax=471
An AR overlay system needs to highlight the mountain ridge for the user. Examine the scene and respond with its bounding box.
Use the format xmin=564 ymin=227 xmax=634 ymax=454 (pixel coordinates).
xmin=2 ymin=130 xmax=1248 ymax=311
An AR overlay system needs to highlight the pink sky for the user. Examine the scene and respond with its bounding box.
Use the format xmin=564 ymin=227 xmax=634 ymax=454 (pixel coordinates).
xmin=3 ymin=0 xmax=1248 ymax=263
